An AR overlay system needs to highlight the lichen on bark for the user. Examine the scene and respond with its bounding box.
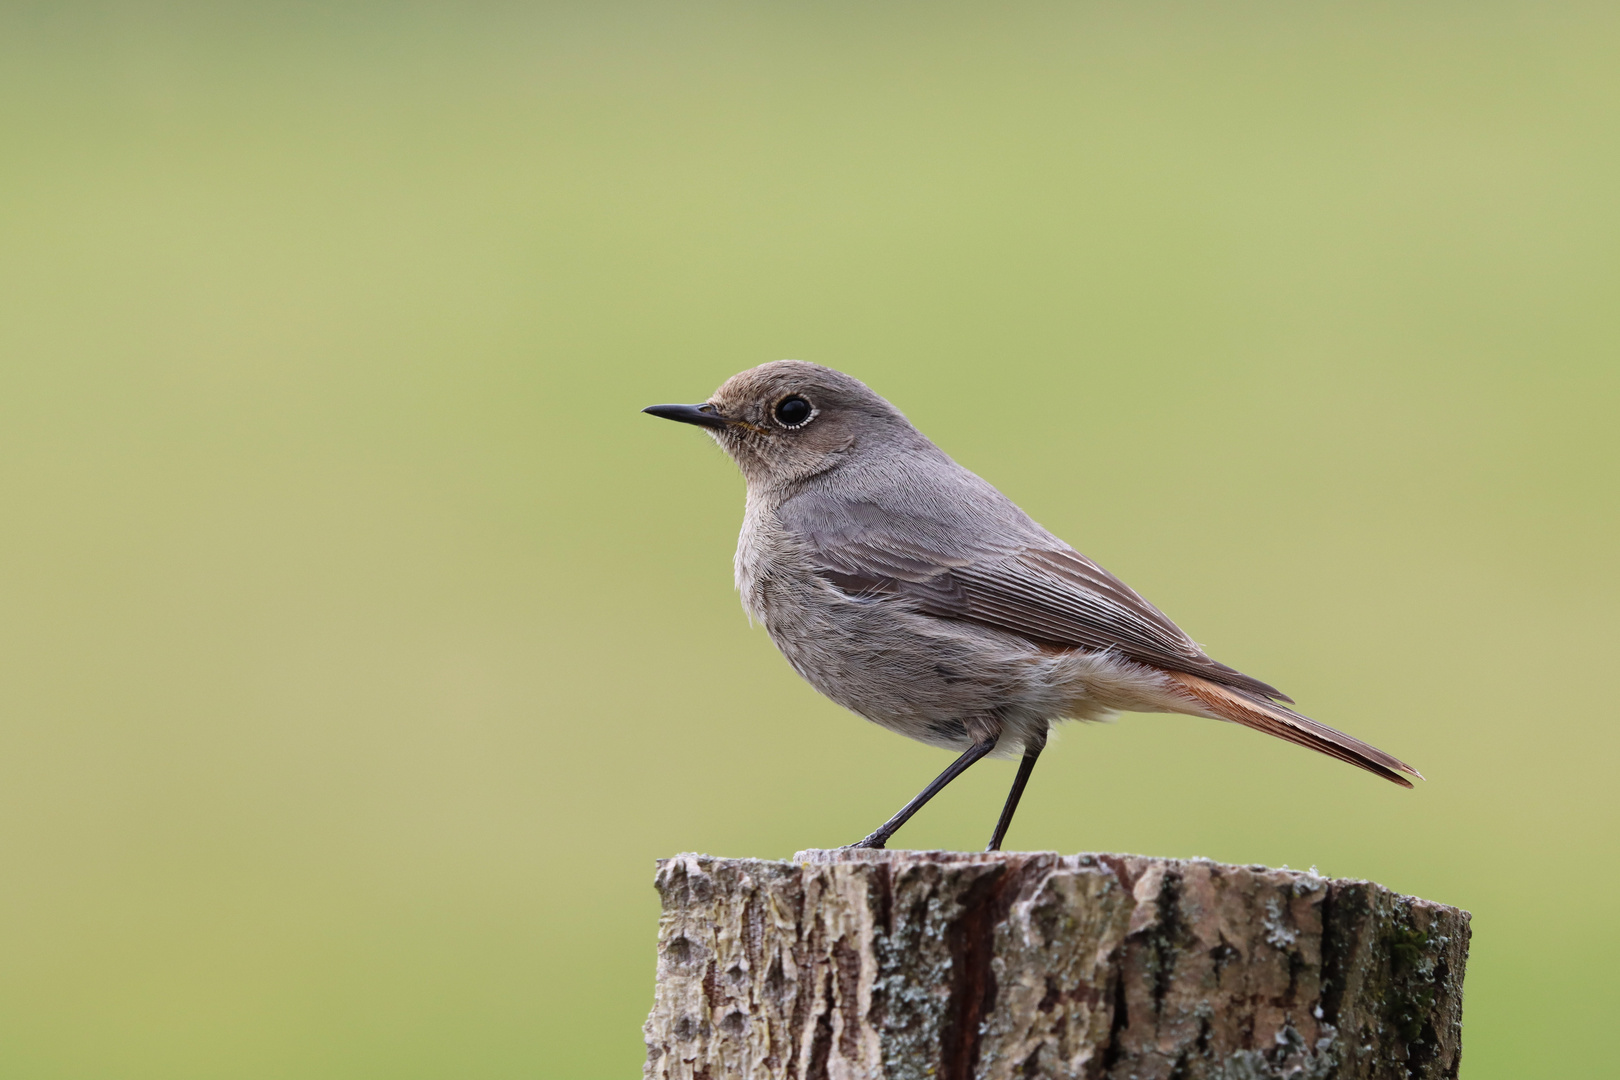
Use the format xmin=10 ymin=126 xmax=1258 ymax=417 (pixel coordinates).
xmin=643 ymin=849 xmax=1468 ymax=1080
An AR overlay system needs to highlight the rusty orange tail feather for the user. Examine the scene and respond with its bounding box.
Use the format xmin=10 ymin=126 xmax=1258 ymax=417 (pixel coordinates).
xmin=1163 ymin=671 xmax=1422 ymax=788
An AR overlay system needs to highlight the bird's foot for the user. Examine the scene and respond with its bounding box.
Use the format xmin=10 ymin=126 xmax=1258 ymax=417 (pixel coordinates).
xmin=843 ymin=835 xmax=888 ymax=850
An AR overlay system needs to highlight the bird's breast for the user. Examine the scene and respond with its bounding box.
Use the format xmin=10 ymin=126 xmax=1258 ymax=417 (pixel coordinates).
xmin=733 ymin=495 xmax=777 ymax=625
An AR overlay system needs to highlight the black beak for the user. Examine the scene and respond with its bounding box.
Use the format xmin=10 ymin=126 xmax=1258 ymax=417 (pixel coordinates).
xmin=642 ymin=402 xmax=729 ymax=430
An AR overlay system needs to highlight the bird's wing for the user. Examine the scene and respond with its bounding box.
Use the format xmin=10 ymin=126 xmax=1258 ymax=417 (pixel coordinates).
xmin=780 ymin=490 xmax=1290 ymax=702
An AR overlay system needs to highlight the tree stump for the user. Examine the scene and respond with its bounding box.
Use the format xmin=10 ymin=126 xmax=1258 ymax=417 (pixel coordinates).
xmin=643 ymin=849 xmax=1468 ymax=1080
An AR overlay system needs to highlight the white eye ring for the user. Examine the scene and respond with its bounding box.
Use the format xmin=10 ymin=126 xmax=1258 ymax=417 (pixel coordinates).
xmin=773 ymin=395 xmax=816 ymax=429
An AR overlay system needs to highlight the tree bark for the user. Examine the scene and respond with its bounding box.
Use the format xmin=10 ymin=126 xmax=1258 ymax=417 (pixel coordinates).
xmin=643 ymin=848 xmax=1468 ymax=1080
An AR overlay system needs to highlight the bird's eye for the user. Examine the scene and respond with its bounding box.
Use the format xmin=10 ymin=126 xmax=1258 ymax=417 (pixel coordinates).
xmin=774 ymin=395 xmax=813 ymax=428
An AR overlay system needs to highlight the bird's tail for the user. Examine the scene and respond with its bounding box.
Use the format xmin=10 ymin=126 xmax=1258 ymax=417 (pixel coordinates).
xmin=1163 ymin=671 xmax=1423 ymax=788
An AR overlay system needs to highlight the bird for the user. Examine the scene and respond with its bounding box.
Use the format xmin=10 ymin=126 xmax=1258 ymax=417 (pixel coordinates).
xmin=644 ymin=360 xmax=1420 ymax=851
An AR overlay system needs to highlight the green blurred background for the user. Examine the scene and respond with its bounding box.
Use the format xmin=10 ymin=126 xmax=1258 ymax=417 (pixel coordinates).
xmin=1 ymin=2 xmax=1615 ymax=1076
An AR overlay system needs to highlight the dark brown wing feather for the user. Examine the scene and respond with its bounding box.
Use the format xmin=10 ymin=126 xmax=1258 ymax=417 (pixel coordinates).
xmin=932 ymin=552 xmax=1289 ymax=700
xmin=783 ymin=491 xmax=1289 ymax=701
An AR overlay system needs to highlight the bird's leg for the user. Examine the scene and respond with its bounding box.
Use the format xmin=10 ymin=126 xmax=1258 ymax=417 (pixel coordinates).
xmin=985 ymin=728 xmax=1047 ymax=852
xmin=848 ymin=737 xmax=998 ymax=850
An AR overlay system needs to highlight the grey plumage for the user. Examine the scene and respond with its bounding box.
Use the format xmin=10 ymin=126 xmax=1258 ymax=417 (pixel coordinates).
xmin=645 ymin=360 xmax=1420 ymax=849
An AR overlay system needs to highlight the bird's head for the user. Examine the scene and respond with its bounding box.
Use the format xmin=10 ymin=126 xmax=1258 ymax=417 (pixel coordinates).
xmin=644 ymin=360 xmax=921 ymax=489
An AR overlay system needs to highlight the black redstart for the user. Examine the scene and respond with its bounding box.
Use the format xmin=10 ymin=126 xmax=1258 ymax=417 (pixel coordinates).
xmin=645 ymin=361 xmax=1420 ymax=850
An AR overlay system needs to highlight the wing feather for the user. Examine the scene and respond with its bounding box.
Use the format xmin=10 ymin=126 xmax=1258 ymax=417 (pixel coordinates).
xmin=778 ymin=488 xmax=1289 ymax=701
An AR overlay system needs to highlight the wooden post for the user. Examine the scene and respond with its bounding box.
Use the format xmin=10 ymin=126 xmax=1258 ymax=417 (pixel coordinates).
xmin=643 ymin=848 xmax=1468 ymax=1080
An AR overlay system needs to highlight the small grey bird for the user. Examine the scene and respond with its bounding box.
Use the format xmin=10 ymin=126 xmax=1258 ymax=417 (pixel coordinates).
xmin=645 ymin=361 xmax=1420 ymax=851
